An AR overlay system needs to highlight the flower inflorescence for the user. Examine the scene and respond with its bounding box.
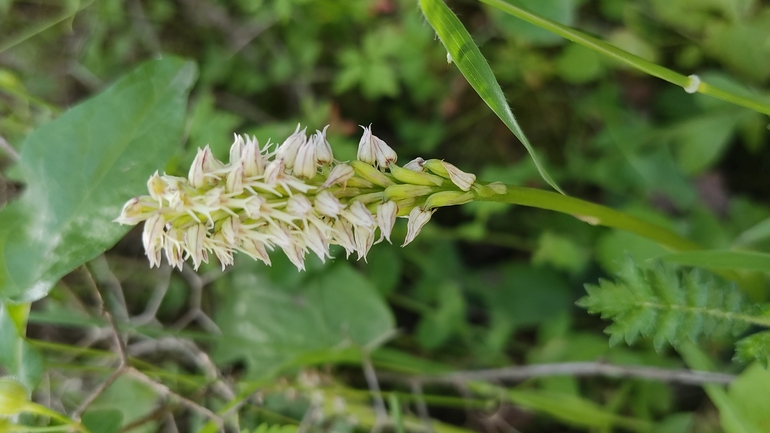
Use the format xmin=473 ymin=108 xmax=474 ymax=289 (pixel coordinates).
xmin=116 ymin=124 xmax=502 ymax=271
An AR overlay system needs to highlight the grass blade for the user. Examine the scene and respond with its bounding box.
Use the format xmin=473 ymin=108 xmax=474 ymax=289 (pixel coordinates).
xmin=419 ymin=0 xmax=564 ymax=194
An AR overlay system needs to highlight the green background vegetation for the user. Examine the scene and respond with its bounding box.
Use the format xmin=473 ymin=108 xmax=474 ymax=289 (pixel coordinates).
xmin=1 ymin=0 xmax=770 ymax=432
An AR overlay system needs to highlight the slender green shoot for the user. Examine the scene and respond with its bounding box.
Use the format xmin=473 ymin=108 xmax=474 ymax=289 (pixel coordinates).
xmin=481 ymin=0 xmax=770 ymax=116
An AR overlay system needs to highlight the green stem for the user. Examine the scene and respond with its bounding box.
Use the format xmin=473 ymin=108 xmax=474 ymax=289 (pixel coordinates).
xmin=478 ymin=184 xmax=700 ymax=252
xmin=24 ymin=403 xmax=91 ymax=433
xmin=480 ymin=0 xmax=770 ymax=116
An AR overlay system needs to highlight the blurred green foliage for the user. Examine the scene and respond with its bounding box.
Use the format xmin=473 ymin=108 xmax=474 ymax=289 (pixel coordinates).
xmin=1 ymin=0 xmax=770 ymax=432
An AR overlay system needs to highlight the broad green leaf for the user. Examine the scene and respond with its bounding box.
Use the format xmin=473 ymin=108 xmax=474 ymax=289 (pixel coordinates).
xmin=212 ymin=262 xmax=394 ymax=379
xmin=0 ymin=57 xmax=197 ymax=303
xmin=0 ymin=302 xmax=44 ymax=389
xmin=726 ymin=363 xmax=770 ymax=433
xmin=86 ymin=376 xmax=159 ymax=433
xmin=82 ymin=409 xmax=123 ymax=433
xmin=418 ymin=0 xmax=563 ymax=193
xmin=678 ymin=343 xmax=763 ymax=433
xmin=669 ymin=112 xmax=740 ymax=175
xmin=658 ymin=250 xmax=770 ymax=272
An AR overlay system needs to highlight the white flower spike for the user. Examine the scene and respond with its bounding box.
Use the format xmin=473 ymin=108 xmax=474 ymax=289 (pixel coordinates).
xmin=116 ymin=124 xmax=488 ymax=271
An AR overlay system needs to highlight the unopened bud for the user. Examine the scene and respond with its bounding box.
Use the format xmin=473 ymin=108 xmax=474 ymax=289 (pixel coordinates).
xmin=322 ymin=163 xmax=355 ymax=189
xmin=389 ymin=163 xmax=443 ymax=186
xmin=275 ymin=124 xmax=307 ymax=168
xmin=350 ymin=161 xmax=395 ymax=188
xmin=293 ymin=138 xmax=318 ymax=179
xmin=384 ymin=184 xmax=436 ymax=201
xmin=242 ymin=136 xmax=265 ymax=176
xmin=314 ymin=125 xmax=334 ymax=165
xmin=424 ymin=191 xmax=474 ymax=209
xmin=0 ymin=377 xmax=29 ymax=416
xmin=424 ymin=160 xmax=476 ymax=191
xmin=314 ymin=191 xmax=345 ymax=218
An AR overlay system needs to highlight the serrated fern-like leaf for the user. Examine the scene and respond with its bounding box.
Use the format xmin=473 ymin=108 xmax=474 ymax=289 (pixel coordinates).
xmin=736 ymin=331 xmax=770 ymax=368
xmin=577 ymin=257 xmax=753 ymax=352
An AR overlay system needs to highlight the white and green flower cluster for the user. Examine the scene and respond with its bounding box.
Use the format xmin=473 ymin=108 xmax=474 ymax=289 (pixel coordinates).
xmin=116 ymin=125 xmax=502 ymax=271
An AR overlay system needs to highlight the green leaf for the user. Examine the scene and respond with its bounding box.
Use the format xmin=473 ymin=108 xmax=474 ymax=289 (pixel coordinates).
xmin=506 ymin=388 xmax=651 ymax=432
xmin=86 ymin=376 xmax=159 ymax=433
xmin=418 ymin=0 xmax=563 ymax=193
xmin=0 ymin=302 xmax=44 ymax=390
xmin=0 ymin=57 xmax=197 ymax=303
xmin=82 ymin=409 xmax=123 ymax=433
xmin=658 ymin=250 xmax=770 ymax=272
xmin=213 ymin=262 xmax=395 ymax=379
xmin=678 ymin=343 xmax=764 ymax=433
xmin=736 ymin=331 xmax=770 ymax=367
xmin=726 ymin=363 xmax=770 ymax=432
xmin=669 ymin=112 xmax=740 ymax=175
xmin=577 ymin=257 xmax=752 ymax=352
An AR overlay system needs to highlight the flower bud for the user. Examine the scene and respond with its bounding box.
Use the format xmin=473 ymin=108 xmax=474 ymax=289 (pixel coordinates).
xmin=239 ymin=238 xmax=271 ymax=265
xmin=242 ymin=136 xmax=265 ymax=177
xmin=275 ymin=124 xmax=307 ymax=168
xmin=423 ymin=191 xmax=474 ymax=209
xmin=343 ymin=201 xmax=377 ymax=229
xmin=114 ymin=196 xmax=158 ymax=225
xmin=403 ymin=157 xmax=425 ymax=172
xmin=402 ymin=207 xmax=435 ymax=247
xmin=322 ymin=164 xmax=355 ymax=189
xmin=0 ymin=377 xmax=29 ymax=416
xmin=287 ymin=194 xmax=313 ymax=217
xmin=383 ymin=184 xmax=436 ymax=201
xmin=230 ymin=134 xmax=245 ymax=165
xmin=142 ymin=213 xmax=165 ymax=255
xmin=293 ymin=138 xmax=318 ymax=179
xmin=357 ymin=125 xmax=397 ymax=168
xmin=354 ymin=225 xmax=375 ymax=261
xmin=333 ymin=219 xmax=357 ymax=258
xmin=376 ymin=201 xmax=398 ymax=244
xmin=424 ymin=160 xmax=476 ymax=191
xmin=314 ymin=125 xmax=334 ymax=165
xmin=147 ymin=171 xmax=166 ymax=204
xmin=314 ymin=191 xmax=345 ymax=218
xmin=304 ymin=224 xmax=330 ymax=262
xmin=164 ymin=228 xmax=185 ymax=269
xmin=263 ymin=159 xmax=284 ymax=186
xmin=350 ymin=161 xmax=394 ymax=188
xmin=389 ymin=163 xmax=443 ymax=186
xmin=226 ymin=163 xmax=245 ymax=194
xmin=188 ymin=145 xmax=224 ymax=188
xmin=185 ymin=224 xmax=209 ymax=270
xmin=220 ymin=217 xmax=240 ymax=245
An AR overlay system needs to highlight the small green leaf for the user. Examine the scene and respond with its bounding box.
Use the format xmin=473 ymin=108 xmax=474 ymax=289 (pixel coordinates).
xmin=659 ymin=250 xmax=770 ymax=272
xmin=419 ymin=0 xmax=563 ymax=193
xmin=0 ymin=57 xmax=197 ymax=303
xmin=736 ymin=331 xmax=770 ymax=367
xmin=82 ymin=409 xmax=123 ymax=433
xmin=213 ymin=262 xmax=394 ymax=379
xmin=0 ymin=302 xmax=44 ymax=390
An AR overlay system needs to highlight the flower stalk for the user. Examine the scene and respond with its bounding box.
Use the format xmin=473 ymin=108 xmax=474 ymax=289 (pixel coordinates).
xmin=116 ymin=125 xmax=482 ymax=271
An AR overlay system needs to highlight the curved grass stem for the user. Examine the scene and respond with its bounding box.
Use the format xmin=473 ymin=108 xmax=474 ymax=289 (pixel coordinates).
xmin=477 ymin=184 xmax=701 ymax=252
xmin=480 ymin=0 xmax=770 ymax=116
